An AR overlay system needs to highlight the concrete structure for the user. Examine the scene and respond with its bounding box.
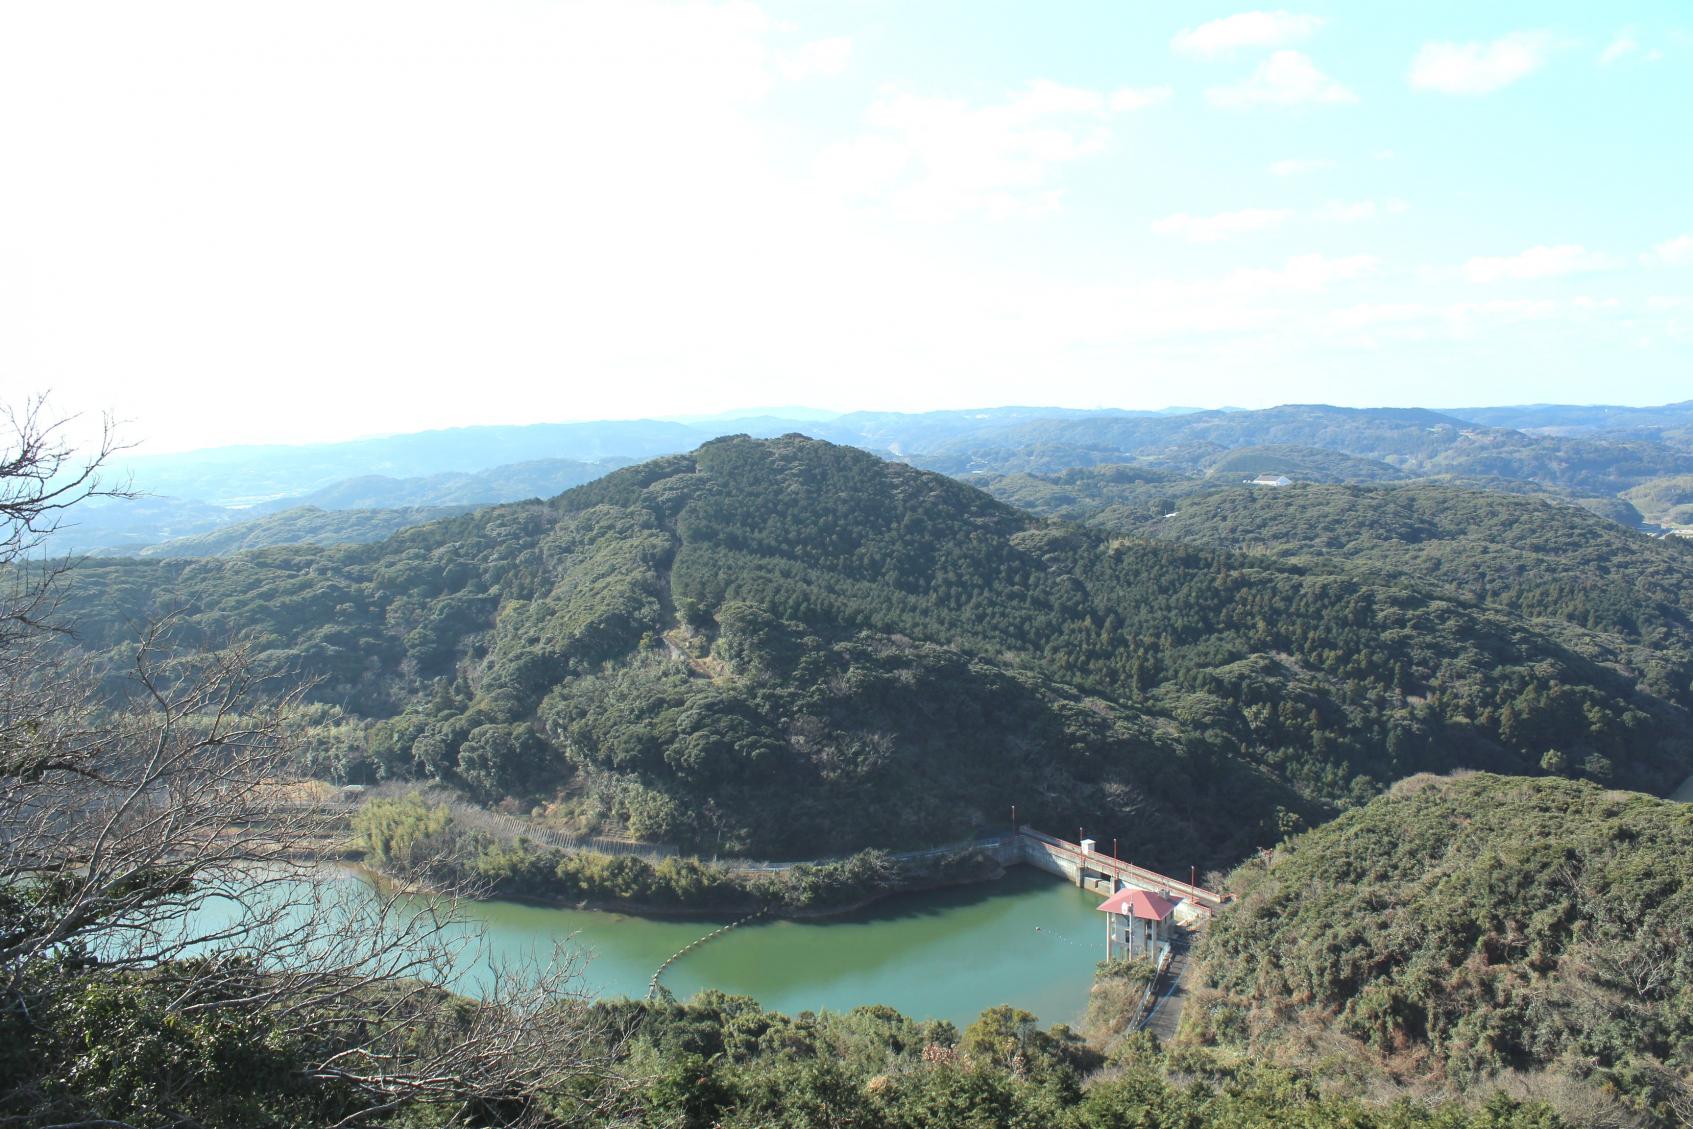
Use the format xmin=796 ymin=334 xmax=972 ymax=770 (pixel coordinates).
xmin=1010 ymin=827 xmax=1224 ymax=916
xmin=1246 ymin=473 xmax=1292 ymax=487
xmin=1098 ymin=886 xmax=1177 ymax=961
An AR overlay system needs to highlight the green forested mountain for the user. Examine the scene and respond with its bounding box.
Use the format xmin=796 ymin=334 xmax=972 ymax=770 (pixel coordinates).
xmin=1200 ymin=444 xmax=1408 ymax=483
xmin=54 ymin=401 xmax=1693 ymax=557
xmin=1624 ymin=474 xmax=1693 ymax=529
xmin=914 ymin=404 xmax=1693 ymax=500
xmin=911 ymin=405 xmax=1471 ymax=475
xmin=1453 ymin=399 xmax=1693 ymax=434
xmin=65 ymin=456 xmax=633 ymax=557
xmin=1143 ymin=480 xmax=1693 ymax=637
xmin=133 ymin=504 xmax=475 ymax=557
xmin=111 ymin=421 xmax=706 ymax=505
xmin=255 ymin=455 xmax=635 ymax=511
xmin=58 ymin=437 xmax=1693 ymax=865
xmin=974 ymin=464 xmax=1199 ymax=528
xmin=1194 ymin=772 xmax=1693 ymax=1127
xmin=989 ymin=475 xmax=1693 ymax=669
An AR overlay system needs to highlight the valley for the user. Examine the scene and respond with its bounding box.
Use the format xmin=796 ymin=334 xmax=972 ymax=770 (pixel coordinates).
xmin=14 ymin=404 xmax=1693 ymax=1128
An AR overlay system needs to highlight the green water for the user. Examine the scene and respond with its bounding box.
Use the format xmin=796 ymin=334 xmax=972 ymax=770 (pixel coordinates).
xmin=216 ymin=868 xmax=1108 ymax=1029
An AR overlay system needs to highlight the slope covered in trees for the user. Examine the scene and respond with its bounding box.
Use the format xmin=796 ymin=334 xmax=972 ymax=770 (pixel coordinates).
xmin=1193 ymin=772 xmax=1693 ymax=1127
xmin=911 ymin=404 xmax=1693 ymax=498
xmin=1200 ymin=444 xmax=1408 ymax=483
xmin=1145 ymin=483 xmax=1693 ymax=710
xmin=1624 ymin=474 xmax=1693 ymax=529
xmin=134 ymin=503 xmax=474 ymax=557
xmin=571 ymin=993 xmax=1568 ymax=1129
xmin=57 ymin=437 xmax=1693 ymax=865
xmin=989 ymin=475 xmax=1693 ymax=708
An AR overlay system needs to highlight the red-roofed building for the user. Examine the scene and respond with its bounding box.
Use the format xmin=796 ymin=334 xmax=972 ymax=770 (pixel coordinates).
xmin=1098 ymin=885 xmax=1178 ymax=961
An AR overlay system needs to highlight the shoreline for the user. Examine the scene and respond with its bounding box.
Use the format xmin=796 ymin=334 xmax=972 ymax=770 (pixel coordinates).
xmin=338 ymin=851 xmax=1013 ymax=922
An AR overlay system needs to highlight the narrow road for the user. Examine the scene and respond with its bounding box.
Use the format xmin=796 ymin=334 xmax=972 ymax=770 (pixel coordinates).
xmin=1141 ymin=934 xmax=1192 ymax=1042
xmin=1672 ymin=773 xmax=1693 ymax=803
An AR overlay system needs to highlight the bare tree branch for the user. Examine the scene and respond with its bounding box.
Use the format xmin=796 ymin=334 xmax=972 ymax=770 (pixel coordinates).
xmin=1 ymin=398 xmax=632 ymax=1126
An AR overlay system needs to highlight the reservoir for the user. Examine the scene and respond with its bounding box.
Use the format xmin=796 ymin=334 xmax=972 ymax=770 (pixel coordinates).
xmin=213 ymin=866 xmax=1109 ymax=1029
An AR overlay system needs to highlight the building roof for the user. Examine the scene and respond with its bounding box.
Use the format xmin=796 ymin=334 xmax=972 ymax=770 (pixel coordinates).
xmin=1097 ymin=887 xmax=1178 ymax=921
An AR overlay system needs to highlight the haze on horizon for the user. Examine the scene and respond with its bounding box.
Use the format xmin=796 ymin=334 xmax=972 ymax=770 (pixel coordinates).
xmin=3 ymin=1 xmax=1690 ymax=456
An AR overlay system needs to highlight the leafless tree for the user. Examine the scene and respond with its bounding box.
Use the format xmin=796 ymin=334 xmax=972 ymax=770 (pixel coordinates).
xmin=0 ymin=396 xmax=130 ymax=644
xmin=0 ymin=401 xmax=635 ymax=1127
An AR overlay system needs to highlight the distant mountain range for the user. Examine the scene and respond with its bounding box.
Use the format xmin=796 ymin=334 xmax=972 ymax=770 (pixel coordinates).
xmin=57 ymin=400 xmax=1693 ymax=557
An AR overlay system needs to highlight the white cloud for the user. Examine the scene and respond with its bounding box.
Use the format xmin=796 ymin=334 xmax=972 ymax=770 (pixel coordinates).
xmin=1172 ymin=11 xmax=1322 ymax=59
xmin=1597 ymin=28 xmax=1663 ymax=64
xmin=1109 ymin=85 xmax=1173 ymax=111
xmin=1600 ymin=31 xmax=1639 ymax=65
xmin=1269 ymin=157 xmax=1332 ymax=176
xmin=1226 ymin=253 xmax=1380 ymax=292
xmin=1315 ymin=198 xmax=1408 ymax=223
xmin=1641 ymin=234 xmax=1693 ymax=266
xmin=1409 ymin=32 xmax=1553 ymax=94
xmin=1447 ymin=298 xmax=1563 ymax=322
xmin=1151 ymin=208 xmax=1293 ymax=242
xmin=816 ymin=78 xmax=1165 ymax=220
xmin=1154 ymin=198 xmax=1406 ymax=242
xmin=1208 ymin=51 xmax=1356 ymax=107
xmin=777 ymin=35 xmax=851 ymax=80
xmin=1320 ymin=296 xmax=1615 ymax=346
xmin=1463 ymin=245 xmax=1616 ymax=283
xmin=1325 ymin=303 xmax=1431 ymax=332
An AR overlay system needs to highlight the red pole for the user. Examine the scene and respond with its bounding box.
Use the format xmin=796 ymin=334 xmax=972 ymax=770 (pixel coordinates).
xmin=1112 ymin=838 xmax=1118 ymax=860
xmin=1191 ymin=866 xmax=1197 ymax=887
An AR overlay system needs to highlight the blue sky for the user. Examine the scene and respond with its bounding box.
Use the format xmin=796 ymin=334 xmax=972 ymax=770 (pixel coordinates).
xmin=2 ymin=2 xmax=1689 ymax=451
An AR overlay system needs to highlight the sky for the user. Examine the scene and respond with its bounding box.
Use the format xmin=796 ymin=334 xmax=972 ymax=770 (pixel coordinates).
xmin=2 ymin=1 xmax=1690 ymax=454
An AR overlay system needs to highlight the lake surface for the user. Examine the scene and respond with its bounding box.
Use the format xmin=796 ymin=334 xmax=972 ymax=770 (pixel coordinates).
xmin=212 ymin=867 xmax=1109 ymax=1029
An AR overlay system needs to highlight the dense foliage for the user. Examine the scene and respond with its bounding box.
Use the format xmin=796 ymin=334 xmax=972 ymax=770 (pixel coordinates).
xmin=1137 ymin=482 xmax=1693 ymax=714
xmin=69 ymin=456 xmax=631 ymax=557
xmin=3 ymin=961 xmax=361 ymax=1127
xmin=574 ymin=992 xmax=1567 ymax=1129
xmin=3 ymin=960 xmax=1575 ymax=1128
xmin=135 ymin=503 xmax=473 ymax=557
xmin=1201 ymin=443 xmax=1408 ymax=483
xmin=56 ymin=436 xmax=1693 ymax=866
xmin=1195 ymin=773 xmax=1693 ymax=1127
xmin=915 ymin=403 xmax=1693 ymax=499
xmin=1625 ymin=474 xmax=1693 ymax=529
xmin=351 ymin=793 xmax=996 ymax=914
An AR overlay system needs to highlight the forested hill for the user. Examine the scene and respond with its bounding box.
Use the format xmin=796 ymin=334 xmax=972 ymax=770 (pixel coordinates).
xmin=915 ymin=403 xmax=1693 ymax=498
xmin=133 ymin=504 xmax=473 ymax=557
xmin=1194 ymin=772 xmax=1693 ymax=1126
xmin=58 ymin=436 xmax=1693 ymax=864
xmin=1149 ymin=483 xmax=1693 ymax=645
xmin=999 ymin=479 xmax=1693 ymax=705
